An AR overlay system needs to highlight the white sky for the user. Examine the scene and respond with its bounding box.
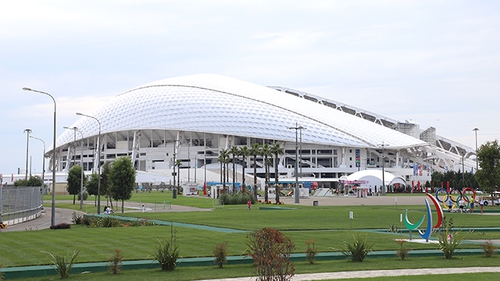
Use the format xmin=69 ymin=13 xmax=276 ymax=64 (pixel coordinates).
xmin=1 ymin=0 xmax=499 ymax=176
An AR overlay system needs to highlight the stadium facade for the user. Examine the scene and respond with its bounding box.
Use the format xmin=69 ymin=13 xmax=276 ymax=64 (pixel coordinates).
xmin=36 ymin=74 xmax=476 ymax=191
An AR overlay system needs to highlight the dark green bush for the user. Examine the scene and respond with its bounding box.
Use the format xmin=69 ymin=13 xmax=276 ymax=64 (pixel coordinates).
xmin=219 ymin=193 xmax=256 ymax=205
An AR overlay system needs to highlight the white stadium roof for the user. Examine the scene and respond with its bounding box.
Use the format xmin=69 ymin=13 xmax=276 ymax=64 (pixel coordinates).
xmin=58 ymin=74 xmax=427 ymax=151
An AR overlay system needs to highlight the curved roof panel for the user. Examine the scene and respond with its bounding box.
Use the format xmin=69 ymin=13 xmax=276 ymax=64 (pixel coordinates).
xmin=57 ymin=74 xmax=427 ymax=150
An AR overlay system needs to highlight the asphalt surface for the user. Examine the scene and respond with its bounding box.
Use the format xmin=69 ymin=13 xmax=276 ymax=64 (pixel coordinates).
xmin=3 ymin=195 xmax=500 ymax=280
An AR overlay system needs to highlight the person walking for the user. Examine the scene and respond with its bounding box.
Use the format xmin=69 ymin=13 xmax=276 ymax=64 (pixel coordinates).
xmin=247 ymin=199 xmax=252 ymax=210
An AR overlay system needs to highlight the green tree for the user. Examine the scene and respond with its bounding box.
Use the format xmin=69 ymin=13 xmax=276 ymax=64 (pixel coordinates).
xmin=475 ymin=140 xmax=500 ymax=195
xmin=218 ymin=149 xmax=230 ymax=193
xmin=271 ymin=142 xmax=284 ymax=203
xmin=67 ymin=165 xmax=85 ymax=205
xmin=14 ymin=175 xmax=43 ymax=187
xmin=175 ymin=159 xmax=181 ymax=195
xmin=431 ymin=171 xmax=443 ymax=189
xmin=230 ymin=146 xmax=240 ymax=193
xmin=86 ymin=173 xmax=99 ymax=206
xmin=239 ymin=146 xmax=250 ymax=193
xmin=101 ymin=162 xmax=113 ymax=210
xmin=109 ymin=157 xmax=136 ymax=213
xmin=250 ymin=143 xmax=262 ymax=199
xmin=261 ymin=144 xmax=271 ymax=203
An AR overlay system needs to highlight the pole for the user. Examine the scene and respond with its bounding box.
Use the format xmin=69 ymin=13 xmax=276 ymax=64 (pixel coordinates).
xmin=295 ymin=125 xmax=299 ymax=203
xmin=64 ymin=127 xmax=85 ymax=210
xmin=76 ymin=113 xmax=101 ymax=213
xmin=473 ymin=128 xmax=479 ymax=171
xmin=379 ymin=142 xmax=388 ymax=196
xmin=22 ymin=87 xmax=57 ymax=228
xmin=24 ymin=129 xmax=32 ymax=180
xmin=288 ymin=123 xmax=304 ymax=204
xmin=30 ymin=135 xmax=46 ymax=205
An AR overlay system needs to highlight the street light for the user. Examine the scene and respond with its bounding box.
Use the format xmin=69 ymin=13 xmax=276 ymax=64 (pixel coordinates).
xmin=22 ymin=87 xmax=57 ymax=228
xmin=473 ymin=128 xmax=479 ymax=171
xmin=288 ymin=123 xmax=305 ymax=203
xmin=24 ymin=128 xmax=32 ymax=180
xmin=29 ymin=135 xmax=46 ymax=182
xmin=379 ymin=142 xmax=389 ymax=196
xmin=30 ymin=135 xmax=46 ymax=207
xmin=64 ymin=126 xmax=85 ymax=210
xmin=76 ymin=112 xmax=102 ymax=214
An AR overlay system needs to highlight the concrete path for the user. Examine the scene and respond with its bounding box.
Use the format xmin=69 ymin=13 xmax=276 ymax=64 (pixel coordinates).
xmin=1 ymin=207 xmax=83 ymax=232
xmin=280 ymin=194 xmax=436 ymax=206
xmin=197 ymin=266 xmax=500 ymax=280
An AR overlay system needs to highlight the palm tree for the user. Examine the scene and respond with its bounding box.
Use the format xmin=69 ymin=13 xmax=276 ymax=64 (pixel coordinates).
xmin=271 ymin=142 xmax=285 ymax=203
xmin=261 ymin=144 xmax=272 ymax=203
xmin=218 ymin=149 xmax=230 ymax=193
xmin=250 ymin=143 xmax=261 ymax=199
xmin=175 ymin=159 xmax=182 ymax=196
xmin=239 ymin=146 xmax=250 ymax=193
xmin=230 ymin=146 xmax=240 ymax=193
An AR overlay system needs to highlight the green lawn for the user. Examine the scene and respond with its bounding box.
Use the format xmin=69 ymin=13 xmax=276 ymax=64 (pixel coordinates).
xmin=3 ymin=191 xmax=499 ymax=280
xmin=7 ymin=258 xmax=500 ymax=281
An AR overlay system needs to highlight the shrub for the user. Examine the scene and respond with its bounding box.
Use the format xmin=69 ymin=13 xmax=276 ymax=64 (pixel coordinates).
xmin=482 ymin=240 xmax=497 ymax=257
xmin=44 ymin=250 xmax=80 ymax=279
xmin=72 ymin=213 xmax=84 ymax=225
xmin=50 ymin=223 xmax=71 ymax=230
xmin=77 ymin=191 xmax=88 ymax=201
xmin=219 ymin=193 xmax=256 ymax=205
xmin=213 ymin=242 xmax=228 ymax=268
xmin=340 ymin=234 xmax=373 ymax=262
xmin=395 ymin=240 xmax=410 ymax=260
xmin=304 ymin=239 xmax=318 ymax=264
xmin=100 ymin=217 xmax=122 ymax=228
xmin=436 ymin=217 xmax=462 ymax=259
xmin=246 ymin=228 xmax=295 ymax=281
xmin=154 ymin=225 xmax=180 ymax=271
xmin=388 ymin=225 xmax=398 ymax=233
xmin=108 ymin=249 xmax=123 ymax=274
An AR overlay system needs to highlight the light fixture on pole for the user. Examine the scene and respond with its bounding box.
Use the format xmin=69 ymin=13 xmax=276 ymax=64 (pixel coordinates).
xmin=29 ymin=135 xmax=46 ymax=182
xmin=22 ymin=87 xmax=57 ymax=228
xmin=288 ymin=123 xmax=305 ymax=203
xmin=30 ymin=135 xmax=46 ymax=206
xmin=378 ymin=142 xmax=389 ymax=196
xmin=76 ymin=112 xmax=102 ymax=214
xmin=473 ymin=128 xmax=479 ymax=171
xmin=64 ymin=126 xmax=85 ymax=210
xmin=24 ymin=129 xmax=32 ymax=180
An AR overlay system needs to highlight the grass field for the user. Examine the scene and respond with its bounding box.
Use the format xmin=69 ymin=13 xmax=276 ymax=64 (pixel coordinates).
xmin=2 ymin=191 xmax=500 ymax=280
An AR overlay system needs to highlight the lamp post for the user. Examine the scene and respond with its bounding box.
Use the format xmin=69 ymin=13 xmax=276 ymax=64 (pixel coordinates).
xmin=30 ymin=135 xmax=46 ymax=206
xmin=22 ymin=87 xmax=57 ymax=228
xmin=24 ymin=128 xmax=32 ymax=179
xmin=76 ymin=112 xmax=101 ymax=214
xmin=288 ymin=123 xmax=305 ymax=203
xmin=379 ymin=142 xmax=388 ymax=196
xmin=473 ymin=128 xmax=479 ymax=171
xmin=64 ymin=126 xmax=85 ymax=210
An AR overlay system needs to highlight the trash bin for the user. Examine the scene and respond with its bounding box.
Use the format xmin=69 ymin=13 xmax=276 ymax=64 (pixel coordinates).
xmin=313 ymin=201 xmax=318 ymax=206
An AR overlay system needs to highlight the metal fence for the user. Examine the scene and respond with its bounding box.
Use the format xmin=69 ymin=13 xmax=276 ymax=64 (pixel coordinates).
xmin=0 ymin=186 xmax=43 ymax=225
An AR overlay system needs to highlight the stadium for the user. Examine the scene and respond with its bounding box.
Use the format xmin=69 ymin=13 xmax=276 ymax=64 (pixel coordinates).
xmin=29 ymin=74 xmax=478 ymax=193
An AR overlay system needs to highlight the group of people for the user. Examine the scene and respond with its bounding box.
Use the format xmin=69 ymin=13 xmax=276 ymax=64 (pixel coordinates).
xmin=103 ymin=206 xmax=114 ymax=214
xmin=454 ymin=198 xmax=485 ymax=214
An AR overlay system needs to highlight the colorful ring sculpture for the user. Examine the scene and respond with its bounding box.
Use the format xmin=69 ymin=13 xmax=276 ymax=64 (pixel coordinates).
xmin=404 ymin=193 xmax=443 ymax=241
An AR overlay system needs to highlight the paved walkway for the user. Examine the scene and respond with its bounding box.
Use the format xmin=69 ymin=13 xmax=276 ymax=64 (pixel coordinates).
xmin=197 ymin=266 xmax=500 ymax=280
